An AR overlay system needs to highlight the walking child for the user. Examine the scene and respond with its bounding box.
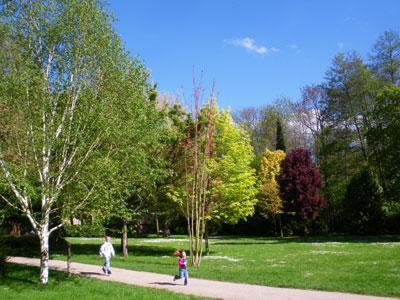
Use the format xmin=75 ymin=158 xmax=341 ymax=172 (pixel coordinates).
xmin=99 ymin=235 xmax=115 ymax=275
xmin=173 ymin=249 xmax=188 ymax=285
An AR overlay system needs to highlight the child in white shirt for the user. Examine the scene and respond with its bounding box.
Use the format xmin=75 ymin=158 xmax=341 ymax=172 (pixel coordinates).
xmin=99 ymin=236 xmax=115 ymax=275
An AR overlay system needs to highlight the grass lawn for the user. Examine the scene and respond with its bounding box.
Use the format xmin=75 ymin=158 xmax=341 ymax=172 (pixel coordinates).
xmin=9 ymin=235 xmax=400 ymax=297
xmin=60 ymin=235 xmax=400 ymax=297
xmin=0 ymin=264 xmax=206 ymax=300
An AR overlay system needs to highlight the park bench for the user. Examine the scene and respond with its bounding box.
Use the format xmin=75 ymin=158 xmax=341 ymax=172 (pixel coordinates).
xmin=158 ymin=229 xmax=170 ymax=237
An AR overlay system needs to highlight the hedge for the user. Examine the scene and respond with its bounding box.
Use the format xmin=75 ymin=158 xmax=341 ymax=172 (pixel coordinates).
xmin=63 ymin=223 xmax=105 ymax=237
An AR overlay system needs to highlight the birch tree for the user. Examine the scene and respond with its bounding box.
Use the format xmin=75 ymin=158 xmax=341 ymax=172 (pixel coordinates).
xmin=0 ymin=0 xmax=146 ymax=284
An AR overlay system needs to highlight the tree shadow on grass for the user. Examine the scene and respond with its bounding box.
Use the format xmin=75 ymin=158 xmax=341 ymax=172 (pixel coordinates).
xmin=10 ymin=235 xmax=399 ymax=259
xmin=62 ymin=243 xmax=178 ymax=257
xmin=212 ymin=234 xmax=400 ymax=246
xmin=1 ymin=264 xmax=76 ymax=292
xmin=6 ymin=235 xmax=69 ymax=258
xmin=6 ymin=238 xmax=209 ymax=263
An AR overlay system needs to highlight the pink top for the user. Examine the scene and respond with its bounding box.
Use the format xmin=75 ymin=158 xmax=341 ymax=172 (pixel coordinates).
xmin=178 ymin=257 xmax=187 ymax=269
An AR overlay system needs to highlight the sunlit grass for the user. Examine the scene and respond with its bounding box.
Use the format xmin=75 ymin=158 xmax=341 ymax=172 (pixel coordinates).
xmin=0 ymin=264 xmax=206 ymax=300
xmin=53 ymin=235 xmax=400 ymax=297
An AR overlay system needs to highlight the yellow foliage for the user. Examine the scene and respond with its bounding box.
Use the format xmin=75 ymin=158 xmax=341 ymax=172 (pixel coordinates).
xmin=259 ymin=150 xmax=285 ymax=181
xmin=258 ymin=149 xmax=285 ymax=218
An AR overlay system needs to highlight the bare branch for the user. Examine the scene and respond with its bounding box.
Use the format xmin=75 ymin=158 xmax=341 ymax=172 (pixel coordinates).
xmin=49 ymin=223 xmax=64 ymax=235
xmin=0 ymin=194 xmax=23 ymax=212
xmin=0 ymin=154 xmax=39 ymax=229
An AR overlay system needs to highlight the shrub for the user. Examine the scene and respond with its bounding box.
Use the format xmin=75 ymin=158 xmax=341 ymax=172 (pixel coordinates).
xmin=2 ymin=233 xmax=68 ymax=257
xmin=3 ymin=235 xmax=39 ymax=257
xmin=63 ymin=223 xmax=105 ymax=237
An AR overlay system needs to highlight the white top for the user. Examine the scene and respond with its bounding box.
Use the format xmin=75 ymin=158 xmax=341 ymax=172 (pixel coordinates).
xmin=99 ymin=241 xmax=115 ymax=259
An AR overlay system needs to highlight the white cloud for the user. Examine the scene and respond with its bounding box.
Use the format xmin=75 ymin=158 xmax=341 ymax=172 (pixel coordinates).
xmin=337 ymin=42 xmax=344 ymax=49
xmin=288 ymin=44 xmax=301 ymax=53
xmin=224 ymin=37 xmax=279 ymax=55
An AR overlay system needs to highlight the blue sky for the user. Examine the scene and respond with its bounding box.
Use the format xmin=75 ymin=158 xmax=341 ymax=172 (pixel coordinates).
xmin=109 ymin=0 xmax=400 ymax=110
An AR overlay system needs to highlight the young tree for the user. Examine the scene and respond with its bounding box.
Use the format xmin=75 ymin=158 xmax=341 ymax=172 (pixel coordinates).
xmin=0 ymin=0 xmax=150 ymax=283
xmin=258 ymin=149 xmax=285 ymax=237
xmin=168 ymin=101 xmax=258 ymax=265
xmin=278 ymin=148 xmax=325 ymax=239
xmin=168 ymin=78 xmax=216 ymax=267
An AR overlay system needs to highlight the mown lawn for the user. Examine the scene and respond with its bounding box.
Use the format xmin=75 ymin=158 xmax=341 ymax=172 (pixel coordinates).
xmin=48 ymin=235 xmax=400 ymax=297
xmin=0 ymin=264 xmax=206 ymax=300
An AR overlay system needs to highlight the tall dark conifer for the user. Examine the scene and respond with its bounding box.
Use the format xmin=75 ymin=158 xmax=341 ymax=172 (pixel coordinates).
xmin=276 ymin=118 xmax=286 ymax=152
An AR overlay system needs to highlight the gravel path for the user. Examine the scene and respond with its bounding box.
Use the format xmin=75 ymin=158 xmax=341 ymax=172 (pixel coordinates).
xmin=8 ymin=256 xmax=396 ymax=300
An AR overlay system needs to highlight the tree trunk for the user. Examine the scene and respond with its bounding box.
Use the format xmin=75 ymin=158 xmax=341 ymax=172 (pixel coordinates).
xmin=304 ymin=222 xmax=309 ymax=242
xmin=10 ymin=222 xmax=21 ymax=237
xmin=121 ymin=222 xmax=128 ymax=257
xmin=279 ymin=214 xmax=283 ymax=238
xmin=67 ymin=242 xmax=72 ymax=276
xmin=155 ymin=213 xmax=159 ymax=236
xmin=273 ymin=216 xmax=277 ymax=237
xmin=187 ymin=217 xmax=194 ymax=266
xmin=39 ymin=227 xmax=50 ymax=285
xmin=205 ymin=222 xmax=209 ymax=256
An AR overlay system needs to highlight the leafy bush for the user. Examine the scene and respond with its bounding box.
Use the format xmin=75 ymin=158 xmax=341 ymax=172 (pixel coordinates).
xmin=63 ymin=223 xmax=105 ymax=237
xmin=1 ymin=233 xmax=68 ymax=257
xmin=343 ymin=166 xmax=384 ymax=234
xmin=3 ymin=235 xmax=39 ymax=257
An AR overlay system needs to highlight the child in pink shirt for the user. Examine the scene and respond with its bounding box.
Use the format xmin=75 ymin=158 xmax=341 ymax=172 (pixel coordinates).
xmin=173 ymin=249 xmax=188 ymax=285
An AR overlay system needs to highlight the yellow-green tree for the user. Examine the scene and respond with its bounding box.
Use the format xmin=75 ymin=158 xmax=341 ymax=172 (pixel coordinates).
xmin=209 ymin=110 xmax=258 ymax=224
xmin=258 ymin=149 xmax=286 ymax=237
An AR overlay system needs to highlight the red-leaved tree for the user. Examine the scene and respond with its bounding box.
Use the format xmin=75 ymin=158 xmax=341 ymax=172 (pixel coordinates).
xmin=278 ymin=148 xmax=325 ymax=239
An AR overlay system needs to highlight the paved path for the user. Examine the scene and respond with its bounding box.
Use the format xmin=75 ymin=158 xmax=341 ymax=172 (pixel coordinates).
xmin=8 ymin=257 xmax=396 ymax=300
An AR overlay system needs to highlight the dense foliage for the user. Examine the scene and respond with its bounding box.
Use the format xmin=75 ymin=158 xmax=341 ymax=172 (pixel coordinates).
xmin=343 ymin=166 xmax=383 ymax=234
xmin=367 ymin=87 xmax=400 ymax=204
xmin=209 ymin=110 xmax=258 ymax=223
xmin=279 ymin=148 xmax=324 ymax=236
xmin=234 ymin=30 xmax=400 ymax=236
xmin=258 ymin=150 xmax=285 ymax=236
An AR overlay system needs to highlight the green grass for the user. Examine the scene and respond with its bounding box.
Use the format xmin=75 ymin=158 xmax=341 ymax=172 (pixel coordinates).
xmin=8 ymin=235 xmax=400 ymax=297
xmin=47 ymin=235 xmax=400 ymax=297
xmin=0 ymin=264 xmax=206 ymax=300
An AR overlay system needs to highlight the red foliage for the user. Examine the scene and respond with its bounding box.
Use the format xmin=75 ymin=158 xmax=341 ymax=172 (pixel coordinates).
xmin=278 ymin=148 xmax=325 ymax=220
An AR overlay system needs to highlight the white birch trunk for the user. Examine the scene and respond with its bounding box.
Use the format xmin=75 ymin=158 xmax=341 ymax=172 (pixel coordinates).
xmin=39 ymin=224 xmax=50 ymax=285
